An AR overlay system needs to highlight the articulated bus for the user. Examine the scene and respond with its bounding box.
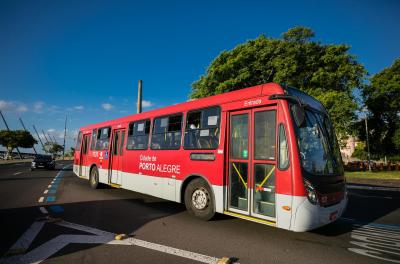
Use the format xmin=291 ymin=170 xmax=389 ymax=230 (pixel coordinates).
xmin=73 ymin=83 xmax=347 ymax=232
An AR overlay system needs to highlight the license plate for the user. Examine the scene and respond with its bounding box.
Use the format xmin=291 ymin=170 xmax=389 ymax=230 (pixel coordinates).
xmin=330 ymin=211 xmax=338 ymax=221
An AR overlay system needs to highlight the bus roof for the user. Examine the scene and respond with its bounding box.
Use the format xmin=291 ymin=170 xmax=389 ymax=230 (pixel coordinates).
xmin=80 ymin=82 xmax=285 ymax=131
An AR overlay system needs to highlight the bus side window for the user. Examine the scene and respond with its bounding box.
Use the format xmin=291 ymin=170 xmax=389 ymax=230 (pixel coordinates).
xmin=126 ymin=119 xmax=151 ymax=150
xmin=184 ymin=106 xmax=220 ymax=150
xmin=278 ymin=124 xmax=289 ymax=169
xmin=90 ymin=129 xmax=97 ymax=150
xmin=95 ymin=127 xmax=111 ymax=150
xmin=151 ymin=114 xmax=182 ymax=150
xmin=75 ymin=132 xmax=82 ymax=151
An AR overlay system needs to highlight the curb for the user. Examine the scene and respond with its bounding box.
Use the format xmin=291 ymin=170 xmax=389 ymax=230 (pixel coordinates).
xmin=347 ymin=184 xmax=400 ymax=192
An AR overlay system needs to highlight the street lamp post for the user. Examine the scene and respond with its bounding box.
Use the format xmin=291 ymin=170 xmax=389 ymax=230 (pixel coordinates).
xmin=363 ymin=107 xmax=372 ymax=172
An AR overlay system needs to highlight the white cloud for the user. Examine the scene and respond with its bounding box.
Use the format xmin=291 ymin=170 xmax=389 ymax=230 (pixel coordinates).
xmin=0 ymin=100 xmax=28 ymax=112
xmin=73 ymin=105 xmax=84 ymax=111
xmin=0 ymin=100 xmax=13 ymax=110
xmin=142 ymin=100 xmax=154 ymax=108
xmin=33 ymin=102 xmax=44 ymax=113
xmin=16 ymin=105 xmax=28 ymax=112
xmin=101 ymin=103 xmax=114 ymax=111
xmin=47 ymin=128 xmax=55 ymax=133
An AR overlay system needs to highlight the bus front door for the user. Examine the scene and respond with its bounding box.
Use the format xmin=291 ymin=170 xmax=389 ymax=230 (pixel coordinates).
xmin=227 ymin=107 xmax=277 ymax=221
xmin=79 ymin=134 xmax=91 ymax=178
xmin=109 ymin=129 xmax=125 ymax=185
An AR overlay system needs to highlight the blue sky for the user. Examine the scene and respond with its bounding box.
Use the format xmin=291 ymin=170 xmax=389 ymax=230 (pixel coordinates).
xmin=0 ymin=0 xmax=399 ymax=153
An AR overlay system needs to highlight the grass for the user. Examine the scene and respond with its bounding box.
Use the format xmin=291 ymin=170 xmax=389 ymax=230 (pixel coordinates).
xmin=345 ymin=170 xmax=400 ymax=180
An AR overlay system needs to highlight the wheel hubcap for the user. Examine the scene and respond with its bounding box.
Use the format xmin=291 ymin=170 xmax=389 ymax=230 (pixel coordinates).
xmin=192 ymin=188 xmax=209 ymax=210
xmin=91 ymin=172 xmax=96 ymax=185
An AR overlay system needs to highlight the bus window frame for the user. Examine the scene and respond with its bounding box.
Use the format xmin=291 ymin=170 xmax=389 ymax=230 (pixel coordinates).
xmin=277 ymin=123 xmax=290 ymax=170
xmin=150 ymin=113 xmax=183 ymax=150
xmin=183 ymin=105 xmax=221 ymax=150
xmin=95 ymin=126 xmax=111 ymax=151
xmin=253 ymin=109 xmax=277 ymax=161
xmin=75 ymin=131 xmax=83 ymax=151
xmin=126 ymin=118 xmax=151 ymax=151
xmin=90 ymin=129 xmax=97 ymax=151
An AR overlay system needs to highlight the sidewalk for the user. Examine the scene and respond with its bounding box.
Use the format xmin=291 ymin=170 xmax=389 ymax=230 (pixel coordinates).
xmin=346 ymin=177 xmax=400 ymax=189
xmin=0 ymin=159 xmax=33 ymax=165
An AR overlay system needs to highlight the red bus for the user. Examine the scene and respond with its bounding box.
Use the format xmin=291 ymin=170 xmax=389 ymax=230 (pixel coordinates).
xmin=73 ymin=83 xmax=347 ymax=232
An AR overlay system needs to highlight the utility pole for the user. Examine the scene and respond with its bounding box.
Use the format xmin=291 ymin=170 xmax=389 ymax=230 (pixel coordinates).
xmin=0 ymin=110 xmax=23 ymax=159
xmin=364 ymin=111 xmax=372 ymax=172
xmin=62 ymin=115 xmax=67 ymax=160
xmin=47 ymin=133 xmax=54 ymax=143
xmin=42 ymin=129 xmax=50 ymax=144
xmin=19 ymin=118 xmax=37 ymax=154
xmin=33 ymin=125 xmax=46 ymax=153
xmin=137 ymin=80 xmax=142 ymax=114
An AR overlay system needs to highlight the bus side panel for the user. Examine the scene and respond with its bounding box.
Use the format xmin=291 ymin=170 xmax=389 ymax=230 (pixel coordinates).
xmin=73 ymin=149 xmax=80 ymax=176
xmin=119 ymin=111 xmax=226 ymax=212
xmin=275 ymin=101 xmax=294 ymax=230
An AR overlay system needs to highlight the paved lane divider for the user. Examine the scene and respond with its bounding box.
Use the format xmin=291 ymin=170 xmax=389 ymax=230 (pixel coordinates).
xmin=37 ymin=165 xmax=71 ymax=213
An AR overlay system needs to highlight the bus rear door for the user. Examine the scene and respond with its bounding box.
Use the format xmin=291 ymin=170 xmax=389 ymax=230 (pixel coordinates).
xmin=109 ymin=129 xmax=125 ymax=185
xmin=227 ymin=106 xmax=278 ymax=222
xmin=79 ymin=134 xmax=91 ymax=177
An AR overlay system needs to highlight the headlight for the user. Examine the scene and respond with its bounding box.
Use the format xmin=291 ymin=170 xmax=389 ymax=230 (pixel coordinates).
xmin=32 ymin=162 xmax=36 ymax=166
xmin=304 ymin=180 xmax=318 ymax=205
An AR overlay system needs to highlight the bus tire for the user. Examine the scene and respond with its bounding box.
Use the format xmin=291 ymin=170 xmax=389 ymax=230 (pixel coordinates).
xmin=89 ymin=166 xmax=99 ymax=189
xmin=184 ymin=178 xmax=215 ymax=221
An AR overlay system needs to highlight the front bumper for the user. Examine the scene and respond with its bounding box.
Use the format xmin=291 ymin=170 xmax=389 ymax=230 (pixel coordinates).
xmin=291 ymin=194 xmax=348 ymax=232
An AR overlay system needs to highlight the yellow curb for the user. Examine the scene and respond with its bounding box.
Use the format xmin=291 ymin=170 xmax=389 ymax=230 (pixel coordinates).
xmin=217 ymin=257 xmax=231 ymax=264
xmin=115 ymin=234 xmax=128 ymax=240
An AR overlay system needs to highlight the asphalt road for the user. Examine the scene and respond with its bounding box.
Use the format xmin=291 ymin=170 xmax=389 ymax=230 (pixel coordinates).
xmin=0 ymin=161 xmax=399 ymax=264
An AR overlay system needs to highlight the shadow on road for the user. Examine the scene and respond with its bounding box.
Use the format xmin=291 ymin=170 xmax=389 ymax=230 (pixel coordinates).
xmin=0 ymin=197 xmax=186 ymax=260
xmin=312 ymin=188 xmax=400 ymax=236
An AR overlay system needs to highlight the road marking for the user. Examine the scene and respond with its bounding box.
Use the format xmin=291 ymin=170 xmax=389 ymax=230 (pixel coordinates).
xmin=13 ymin=172 xmax=22 ymax=175
xmin=4 ymin=221 xmax=46 ymax=257
xmin=347 ymin=184 xmax=400 ymax=192
xmin=43 ymin=190 xmax=48 ymax=194
xmin=46 ymin=196 xmax=55 ymax=202
xmin=1 ymin=219 xmax=224 ymax=264
xmin=110 ymin=237 xmax=221 ymax=263
xmin=39 ymin=207 xmax=48 ymax=214
xmin=341 ymin=218 xmax=400 ymax=231
xmin=38 ymin=197 xmax=44 ymax=203
xmin=347 ymin=220 xmax=400 ymax=263
xmin=47 ymin=185 xmax=52 ymax=188
xmin=49 ymin=205 xmax=63 ymax=213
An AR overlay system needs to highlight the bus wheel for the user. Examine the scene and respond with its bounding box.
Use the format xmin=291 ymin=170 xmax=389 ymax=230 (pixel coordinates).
xmin=89 ymin=167 xmax=99 ymax=189
xmin=184 ymin=178 xmax=215 ymax=221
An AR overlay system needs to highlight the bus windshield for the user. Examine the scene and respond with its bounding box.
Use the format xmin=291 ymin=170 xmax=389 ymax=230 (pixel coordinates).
xmin=294 ymin=108 xmax=343 ymax=176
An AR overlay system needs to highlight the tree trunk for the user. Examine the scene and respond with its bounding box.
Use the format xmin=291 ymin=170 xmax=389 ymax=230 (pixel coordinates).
xmin=6 ymin=146 xmax=13 ymax=160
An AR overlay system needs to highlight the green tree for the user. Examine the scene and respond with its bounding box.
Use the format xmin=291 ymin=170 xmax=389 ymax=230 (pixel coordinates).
xmin=394 ymin=127 xmax=400 ymax=150
xmin=351 ymin=141 xmax=368 ymax=160
xmin=191 ymin=26 xmax=366 ymax=138
xmin=44 ymin=142 xmax=64 ymax=157
xmin=361 ymin=58 xmax=400 ymax=156
xmin=0 ymin=130 xmax=38 ymax=159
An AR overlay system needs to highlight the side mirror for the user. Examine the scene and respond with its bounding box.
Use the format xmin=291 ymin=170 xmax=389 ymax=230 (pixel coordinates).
xmin=291 ymin=104 xmax=305 ymax=127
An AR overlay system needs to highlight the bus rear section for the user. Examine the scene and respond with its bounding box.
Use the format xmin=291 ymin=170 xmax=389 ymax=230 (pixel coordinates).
xmin=72 ymin=83 xmax=347 ymax=232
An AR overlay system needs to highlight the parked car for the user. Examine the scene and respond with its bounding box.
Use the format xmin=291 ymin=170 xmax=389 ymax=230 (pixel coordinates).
xmin=31 ymin=155 xmax=55 ymax=171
